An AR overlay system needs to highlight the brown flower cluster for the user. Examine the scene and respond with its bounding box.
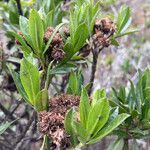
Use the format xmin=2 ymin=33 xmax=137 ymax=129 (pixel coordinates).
xmin=44 ymin=27 xmax=65 ymax=61
xmin=79 ymin=18 xmax=116 ymax=57
xmin=93 ymin=17 xmax=116 ymax=48
xmin=38 ymin=94 xmax=80 ymax=150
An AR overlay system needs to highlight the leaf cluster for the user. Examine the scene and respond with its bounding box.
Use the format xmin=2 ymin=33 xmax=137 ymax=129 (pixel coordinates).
xmin=64 ymin=88 xmax=130 ymax=148
xmin=111 ymin=70 xmax=150 ymax=139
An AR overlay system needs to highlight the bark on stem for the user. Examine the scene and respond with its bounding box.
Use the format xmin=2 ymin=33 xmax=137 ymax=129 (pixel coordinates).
xmin=123 ymin=138 xmax=129 ymax=150
xmin=88 ymin=49 xmax=99 ymax=96
xmin=15 ymin=0 xmax=23 ymax=15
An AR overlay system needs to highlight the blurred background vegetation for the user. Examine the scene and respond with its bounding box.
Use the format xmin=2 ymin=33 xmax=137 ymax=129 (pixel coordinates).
xmin=0 ymin=0 xmax=149 ymax=149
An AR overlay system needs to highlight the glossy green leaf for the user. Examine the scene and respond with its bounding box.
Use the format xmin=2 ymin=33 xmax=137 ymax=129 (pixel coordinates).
xmin=80 ymin=88 xmax=90 ymax=128
xmin=8 ymin=65 xmax=28 ymax=102
xmin=115 ymin=28 xmax=139 ymax=38
xmin=111 ymin=38 xmax=119 ymax=46
xmin=35 ymin=89 xmax=48 ymax=111
xmin=117 ymin=6 xmax=131 ymax=34
xmin=118 ymin=86 xmax=126 ymax=103
xmin=74 ymin=121 xmax=87 ymax=143
xmin=107 ymin=138 xmax=124 ymax=150
xmin=67 ymin=72 xmax=83 ymax=96
xmin=20 ymin=58 xmax=40 ymax=105
xmin=29 ymin=9 xmax=44 ymax=54
xmin=87 ymin=98 xmax=110 ymax=138
xmin=46 ymin=10 xmax=53 ymax=28
xmin=73 ymin=23 xmax=89 ymax=52
xmin=9 ymin=11 xmax=19 ymax=25
xmin=8 ymin=31 xmax=31 ymax=54
xmin=92 ymin=89 xmax=106 ymax=106
xmin=50 ymin=63 xmax=76 ymax=74
xmin=88 ymin=113 xmax=130 ymax=144
xmin=64 ymin=108 xmax=78 ymax=146
xmin=19 ymin=16 xmax=29 ymax=35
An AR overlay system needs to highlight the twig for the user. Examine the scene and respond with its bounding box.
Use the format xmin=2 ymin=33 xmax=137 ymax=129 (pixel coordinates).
xmin=0 ymin=102 xmax=16 ymax=120
xmin=0 ymin=141 xmax=12 ymax=149
xmin=60 ymin=75 xmax=68 ymax=93
xmin=88 ymin=31 xmax=113 ymax=95
xmin=88 ymin=48 xmax=99 ymax=96
xmin=13 ymin=111 xmax=36 ymax=148
xmin=10 ymin=100 xmax=22 ymax=114
xmin=15 ymin=0 xmax=23 ymax=15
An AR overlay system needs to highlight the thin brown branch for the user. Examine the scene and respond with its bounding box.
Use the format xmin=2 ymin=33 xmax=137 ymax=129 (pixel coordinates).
xmin=15 ymin=0 xmax=23 ymax=15
xmin=13 ymin=111 xmax=36 ymax=148
xmin=0 ymin=102 xmax=16 ymax=120
xmin=88 ymin=49 xmax=99 ymax=96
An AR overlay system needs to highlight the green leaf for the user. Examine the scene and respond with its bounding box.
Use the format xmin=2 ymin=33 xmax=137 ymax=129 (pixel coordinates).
xmin=93 ymin=99 xmax=110 ymax=136
xmin=115 ymin=28 xmax=139 ymax=38
xmin=20 ymin=58 xmax=40 ymax=105
xmin=46 ymin=10 xmax=53 ymax=28
xmin=130 ymin=80 xmax=141 ymax=112
xmin=7 ymin=65 xmax=28 ymax=102
xmin=50 ymin=63 xmax=76 ymax=75
xmin=8 ymin=31 xmax=31 ymax=54
xmin=19 ymin=16 xmax=29 ymax=35
xmin=64 ymin=108 xmax=78 ymax=146
xmin=73 ymin=121 xmax=87 ymax=143
xmin=88 ymin=113 xmax=130 ymax=144
xmin=0 ymin=120 xmax=17 ymax=135
xmin=35 ymin=89 xmax=48 ymax=111
xmin=67 ymin=72 xmax=83 ymax=96
xmin=107 ymin=138 xmax=124 ymax=150
xmin=80 ymin=88 xmax=90 ymax=128
xmin=117 ymin=6 xmax=131 ymax=34
xmin=67 ymin=72 xmax=78 ymax=95
xmin=87 ymin=98 xmax=109 ymax=138
xmin=9 ymin=11 xmax=19 ymax=25
xmin=62 ymin=39 xmax=74 ymax=64
xmin=118 ymin=86 xmax=126 ymax=103
xmin=73 ymin=23 xmax=89 ymax=52
xmin=108 ymin=107 xmax=119 ymax=122
xmin=92 ymin=89 xmax=106 ymax=106
xmin=111 ymin=38 xmax=119 ymax=46
xmin=29 ymin=9 xmax=44 ymax=54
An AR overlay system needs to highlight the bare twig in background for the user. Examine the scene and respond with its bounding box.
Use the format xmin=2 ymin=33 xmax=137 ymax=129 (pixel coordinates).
xmin=15 ymin=0 xmax=23 ymax=15
xmin=0 ymin=102 xmax=16 ymax=120
xmin=13 ymin=111 xmax=36 ymax=149
xmin=88 ymin=46 xmax=104 ymax=96
xmin=88 ymin=48 xmax=99 ymax=96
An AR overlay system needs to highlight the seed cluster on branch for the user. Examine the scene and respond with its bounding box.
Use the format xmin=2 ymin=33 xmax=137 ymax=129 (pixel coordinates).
xmin=79 ymin=17 xmax=116 ymax=57
xmin=44 ymin=27 xmax=65 ymax=61
xmin=93 ymin=17 xmax=116 ymax=48
xmin=38 ymin=94 xmax=80 ymax=150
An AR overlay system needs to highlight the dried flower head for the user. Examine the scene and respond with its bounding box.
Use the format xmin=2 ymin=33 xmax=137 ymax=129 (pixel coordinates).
xmin=51 ymin=47 xmax=65 ymax=61
xmin=44 ymin=27 xmax=63 ymax=45
xmin=79 ymin=44 xmax=91 ymax=57
xmin=44 ymin=27 xmax=65 ymax=61
xmin=63 ymin=27 xmax=70 ymax=37
xmin=44 ymin=27 xmax=54 ymax=42
xmin=94 ymin=18 xmax=116 ymax=35
xmin=38 ymin=94 xmax=80 ymax=149
xmin=93 ymin=18 xmax=116 ymax=48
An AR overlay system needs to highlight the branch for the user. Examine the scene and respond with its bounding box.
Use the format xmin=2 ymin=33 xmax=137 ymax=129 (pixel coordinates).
xmin=88 ymin=48 xmax=99 ymax=96
xmin=13 ymin=111 xmax=36 ymax=148
xmin=0 ymin=102 xmax=16 ymax=120
xmin=15 ymin=0 xmax=23 ymax=15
